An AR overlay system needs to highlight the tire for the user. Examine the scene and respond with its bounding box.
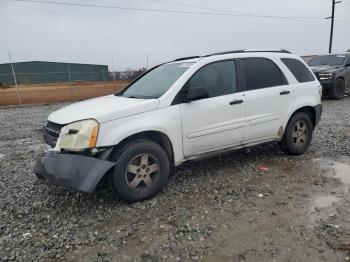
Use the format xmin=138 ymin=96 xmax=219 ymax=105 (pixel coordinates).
xmin=110 ymin=139 xmax=169 ymax=202
xmin=329 ymin=78 xmax=345 ymax=100
xmin=279 ymin=112 xmax=313 ymax=155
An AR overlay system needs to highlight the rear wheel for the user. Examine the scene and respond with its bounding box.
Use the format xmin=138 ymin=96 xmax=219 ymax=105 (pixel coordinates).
xmin=110 ymin=139 xmax=169 ymax=202
xmin=329 ymin=78 xmax=345 ymax=100
xmin=279 ymin=112 xmax=313 ymax=155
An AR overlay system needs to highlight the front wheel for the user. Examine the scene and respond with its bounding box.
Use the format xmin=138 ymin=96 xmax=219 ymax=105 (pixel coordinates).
xmin=279 ymin=112 xmax=313 ymax=155
xmin=111 ymin=139 xmax=170 ymax=202
xmin=329 ymin=78 xmax=345 ymax=100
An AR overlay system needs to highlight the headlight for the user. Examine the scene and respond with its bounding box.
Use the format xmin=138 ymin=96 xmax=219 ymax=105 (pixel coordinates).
xmin=56 ymin=119 xmax=99 ymax=151
xmin=319 ymin=73 xmax=334 ymax=80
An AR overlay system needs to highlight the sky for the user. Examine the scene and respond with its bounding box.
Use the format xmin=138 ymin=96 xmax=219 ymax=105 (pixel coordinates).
xmin=0 ymin=0 xmax=349 ymax=70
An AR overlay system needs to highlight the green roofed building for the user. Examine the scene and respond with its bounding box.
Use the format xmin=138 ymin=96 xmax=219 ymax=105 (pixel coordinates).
xmin=0 ymin=61 xmax=109 ymax=85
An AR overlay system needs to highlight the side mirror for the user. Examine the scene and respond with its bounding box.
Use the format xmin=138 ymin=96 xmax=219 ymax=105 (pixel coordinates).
xmin=346 ymin=63 xmax=350 ymax=67
xmin=184 ymin=87 xmax=209 ymax=102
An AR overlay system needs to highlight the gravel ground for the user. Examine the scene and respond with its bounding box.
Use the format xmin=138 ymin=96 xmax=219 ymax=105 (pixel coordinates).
xmin=1 ymin=98 xmax=350 ymax=261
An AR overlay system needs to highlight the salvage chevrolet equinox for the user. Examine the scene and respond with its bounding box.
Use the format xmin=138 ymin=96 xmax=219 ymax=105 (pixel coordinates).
xmin=34 ymin=49 xmax=322 ymax=202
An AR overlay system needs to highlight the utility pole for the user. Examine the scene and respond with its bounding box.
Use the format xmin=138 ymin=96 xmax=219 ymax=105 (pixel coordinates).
xmin=8 ymin=51 xmax=22 ymax=106
xmin=67 ymin=66 xmax=73 ymax=101
xmin=328 ymin=0 xmax=342 ymax=54
xmin=146 ymin=54 xmax=149 ymax=69
xmin=112 ymin=54 xmax=116 ymax=82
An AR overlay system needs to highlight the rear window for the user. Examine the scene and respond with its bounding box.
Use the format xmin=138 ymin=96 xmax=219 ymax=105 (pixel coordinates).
xmin=240 ymin=58 xmax=287 ymax=90
xmin=281 ymin=58 xmax=315 ymax=83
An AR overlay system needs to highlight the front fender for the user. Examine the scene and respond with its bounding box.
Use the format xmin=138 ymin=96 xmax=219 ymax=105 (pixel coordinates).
xmin=97 ymin=106 xmax=184 ymax=164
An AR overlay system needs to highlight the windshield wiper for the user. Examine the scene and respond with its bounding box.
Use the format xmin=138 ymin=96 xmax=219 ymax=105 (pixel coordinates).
xmin=124 ymin=95 xmax=158 ymax=99
xmin=116 ymin=94 xmax=158 ymax=99
xmin=127 ymin=95 xmax=141 ymax=99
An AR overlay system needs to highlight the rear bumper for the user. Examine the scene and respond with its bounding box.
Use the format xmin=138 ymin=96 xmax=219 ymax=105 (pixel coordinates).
xmin=34 ymin=150 xmax=115 ymax=193
xmin=314 ymin=104 xmax=323 ymax=127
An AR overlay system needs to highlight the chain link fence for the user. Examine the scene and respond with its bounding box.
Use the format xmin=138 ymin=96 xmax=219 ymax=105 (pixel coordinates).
xmin=0 ymin=51 xmax=189 ymax=106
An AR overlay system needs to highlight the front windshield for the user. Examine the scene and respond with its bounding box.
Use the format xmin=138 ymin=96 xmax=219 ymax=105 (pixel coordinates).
xmin=308 ymin=55 xmax=346 ymax=66
xmin=120 ymin=62 xmax=194 ymax=99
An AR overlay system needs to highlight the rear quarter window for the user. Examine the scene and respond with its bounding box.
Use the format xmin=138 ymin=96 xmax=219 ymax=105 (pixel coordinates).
xmin=281 ymin=58 xmax=315 ymax=83
xmin=240 ymin=58 xmax=288 ymax=91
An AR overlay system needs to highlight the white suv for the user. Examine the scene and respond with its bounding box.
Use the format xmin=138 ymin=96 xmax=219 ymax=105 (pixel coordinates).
xmin=34 ymin=49 xmax=322 ymax=202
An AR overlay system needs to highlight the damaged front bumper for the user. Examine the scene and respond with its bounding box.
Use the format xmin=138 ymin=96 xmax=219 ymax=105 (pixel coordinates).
xmin=33 ymin=150 xmax=115 ymax=193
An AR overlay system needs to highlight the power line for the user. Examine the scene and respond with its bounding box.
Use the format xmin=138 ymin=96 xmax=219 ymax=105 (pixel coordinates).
xmin=13 ymin=0 xmax=350 ymax=29
xmin=140 ymin=0 xmax=334 ymax=19
xmin=335 ymin=19 xmax=350 ymax=25
xmin=137 ymin=0 xmax=338 ymax=22
xmin=322 ymin=0 xmax=350 ymax=3
xmin=141 ymin=0 xmax=350 ymax=24
xmin=138 ymin=0 xmax=263 ymax=16
xmin=14 ymin=0 xmax=331 ymax=23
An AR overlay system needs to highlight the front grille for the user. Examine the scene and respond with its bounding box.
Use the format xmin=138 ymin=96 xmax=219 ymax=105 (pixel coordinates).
xmin=43 ymin=121 xmax=64 ymax=147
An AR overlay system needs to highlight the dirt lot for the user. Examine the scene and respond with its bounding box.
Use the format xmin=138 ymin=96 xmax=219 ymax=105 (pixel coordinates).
xmin=0 ymin=81 xmax=129 ymax=106
xmin=1 ymin=98 xmax=350 ymax=261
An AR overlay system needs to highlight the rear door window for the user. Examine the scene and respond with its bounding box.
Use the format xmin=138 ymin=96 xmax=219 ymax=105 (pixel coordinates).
xmin=240 ymin=58 xmax=287 ymax=90
xmin=281 ymin=58 xmax=315 ymax=83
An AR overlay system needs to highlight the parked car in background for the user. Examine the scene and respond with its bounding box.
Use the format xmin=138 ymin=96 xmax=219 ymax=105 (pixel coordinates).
xmin=34 ymin=49 xmax=322 ymax=202
xmin=308 ymin=53 xmax=350 ymax=99
xmin=301 ymin=55 xmax=316 ymax=64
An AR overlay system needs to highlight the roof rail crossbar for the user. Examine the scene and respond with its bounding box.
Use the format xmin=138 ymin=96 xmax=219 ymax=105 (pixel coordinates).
xmin=205 ymin=50 xmax=244 ymax=57
xmin=207 ymin=49 xmax=291 ymax=57
xmin=173 ymin=56 xmax=200 ymax=62
xmin=171 ymin=49 xmax=292 ymax=63
xmin=243 ymin=49 xmax=291 ymax=54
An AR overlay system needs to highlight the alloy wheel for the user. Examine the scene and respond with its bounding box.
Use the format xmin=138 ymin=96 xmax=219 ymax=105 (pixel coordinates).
xmin=292 ymin=120 xmax=308 ymax=146
xmin=125 ymin=153 xmax=160 ymax=190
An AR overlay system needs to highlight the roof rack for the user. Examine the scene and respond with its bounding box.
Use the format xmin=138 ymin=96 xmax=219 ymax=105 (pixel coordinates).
xmin=172 ymin=49 xmax=292 ymax=62
xmin=243 ymin=49 xmax=291 ymax=53
xmin=207 ymin=49 xmax=291 ymax=56
xmin=173 ymin=56 xmax=201 ymax=62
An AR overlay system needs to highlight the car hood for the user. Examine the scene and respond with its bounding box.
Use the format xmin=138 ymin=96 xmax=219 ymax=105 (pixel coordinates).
xmin=48 ymin=95 xmax=160 ymax=124
xmin=309 ymin=65 xmax=344 ymax=74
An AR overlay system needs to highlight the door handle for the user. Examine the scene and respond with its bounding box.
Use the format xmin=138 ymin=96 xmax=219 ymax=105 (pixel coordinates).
xmin=280 ymin=90 xmax=290 ymax=95
xmin=229 ymin=99 xmax=243 ymax=105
